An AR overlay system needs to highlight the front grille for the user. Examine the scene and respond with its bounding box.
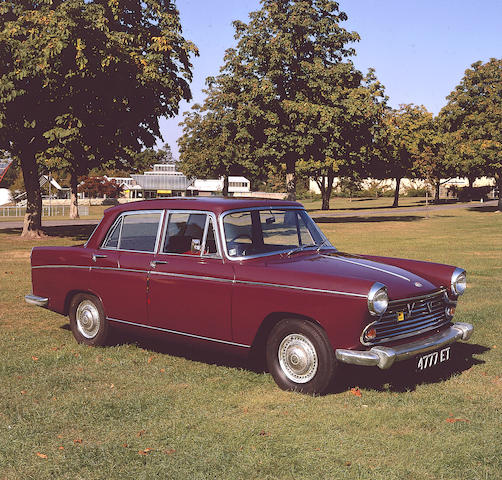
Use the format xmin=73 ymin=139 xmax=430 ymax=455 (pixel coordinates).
xmin=362 ymin=289 xmax=450 ymax=346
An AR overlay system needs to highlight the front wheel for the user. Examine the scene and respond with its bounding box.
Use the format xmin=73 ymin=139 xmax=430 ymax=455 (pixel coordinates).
xmin=266 ymin=319 xmax=337 ymax=395
xmin=69 ymin=293 xmax=109 ymax=346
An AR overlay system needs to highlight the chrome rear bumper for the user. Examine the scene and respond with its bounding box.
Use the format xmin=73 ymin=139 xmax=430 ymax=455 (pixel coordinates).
xmin=335 ymin=322 xmax=473 ymax=370
xmin=25 ymin=294 xmax=49 ymax=307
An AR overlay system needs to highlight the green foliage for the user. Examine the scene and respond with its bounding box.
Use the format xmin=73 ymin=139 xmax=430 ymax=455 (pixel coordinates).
xmin=440 ymin=58 xmax=502 ymax=208
xmin=178 ymin=74 xmax=261 ymax=190
xmin=213 ymin=0 xmax=363 ymax=200
xmin=0 ymin=0 xmax=197 ymax=232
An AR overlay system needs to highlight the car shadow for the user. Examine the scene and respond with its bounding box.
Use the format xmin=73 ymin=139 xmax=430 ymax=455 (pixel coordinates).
xmin=328 ymin=342 xmax=489 ymax=394
xmin=59 ymin=326 xmax=487 ymax=395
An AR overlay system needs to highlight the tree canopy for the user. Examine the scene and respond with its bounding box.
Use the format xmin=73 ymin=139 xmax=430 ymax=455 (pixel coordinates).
xmin=0 ymin=0 xmax=197 ymax=235
xmin=440 ymin=58 xmax=502 ymax=210
xmin=213 ymin=0 xmax=361 ymax=200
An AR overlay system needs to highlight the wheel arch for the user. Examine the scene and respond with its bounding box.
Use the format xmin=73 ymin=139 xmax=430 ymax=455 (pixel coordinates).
xmin=250 ymin=311 xmax=327 ymax=356
xmin=64 ymin=290 xmax=103 ymax=316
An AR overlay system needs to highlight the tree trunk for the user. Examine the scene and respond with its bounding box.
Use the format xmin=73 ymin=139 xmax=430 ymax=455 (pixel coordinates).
xmin=392 ymin=177 xmax=401 ymax=208
xmin=468 ymin=176 xmax=475 ymax=189
xmin=434 ymin=181 xmax=440 ymax=203
xmin=285 ymin=157 xmax=296 ymax=201
xmin=497 ymin=173 xmax=502 ymax=212
xmin=20 ymin=151 xmax=43 ymax=238
xmin=70 ymin=170 xmax=80 ymax=219
xmin=222 ymin=175 xmax=229 ymax=197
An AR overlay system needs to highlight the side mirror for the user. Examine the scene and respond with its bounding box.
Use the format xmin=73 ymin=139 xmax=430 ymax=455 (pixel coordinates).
xmin=191 ymin=238 xmax=201 ymax=254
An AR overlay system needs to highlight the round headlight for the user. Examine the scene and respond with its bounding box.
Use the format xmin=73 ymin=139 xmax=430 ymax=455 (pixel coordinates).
xmin=368 ymin=282 xmax=388 ymax=316
xmin=451 ymin=268 xmax=467 ymax=296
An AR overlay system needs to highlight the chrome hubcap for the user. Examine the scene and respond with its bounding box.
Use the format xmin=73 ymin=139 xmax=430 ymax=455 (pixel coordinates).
xmin=278 ymin=334 xmax=318 ymax=383
xmin=76 ymin=300 xmax=100 ymax=339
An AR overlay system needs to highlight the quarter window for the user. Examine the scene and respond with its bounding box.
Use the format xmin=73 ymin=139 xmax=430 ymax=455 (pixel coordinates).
xmin=102 ymin=212 xmax=162 ymax=252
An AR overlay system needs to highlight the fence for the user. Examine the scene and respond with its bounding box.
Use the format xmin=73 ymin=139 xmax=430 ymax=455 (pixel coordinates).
xmin=0 ymin=205 xmax=89 ymax=217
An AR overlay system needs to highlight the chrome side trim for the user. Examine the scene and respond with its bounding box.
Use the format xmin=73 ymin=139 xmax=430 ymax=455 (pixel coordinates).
xmin=321 ymin=255 xmax=411 ymax=282
xmin=107 ymin=317 xmax=251 ymax=348
xmin=25 ymin=294 xmax=49 ymax=307
xmin=32 ymin=265 xmax=90 ymax=270
xmin=30 ymin=265 xmax=365 ymax=297
xmin=234 ymin=279 xmax=366 ymax=297
xmin=335 ymin=322 xmax=473 ymax=369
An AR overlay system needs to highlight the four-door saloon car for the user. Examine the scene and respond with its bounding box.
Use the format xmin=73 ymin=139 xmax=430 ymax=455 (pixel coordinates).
xmin=25 ymin=198 xmax=473 ymax=394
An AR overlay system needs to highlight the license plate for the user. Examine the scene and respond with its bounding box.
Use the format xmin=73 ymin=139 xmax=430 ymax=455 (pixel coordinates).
xmin=417 ymin=347 xmax=451 ymax=370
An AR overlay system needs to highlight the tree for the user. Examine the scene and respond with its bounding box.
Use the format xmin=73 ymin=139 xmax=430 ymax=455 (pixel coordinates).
xmin=215 ymin=0 xmax=360 ymax=200
xmin=376 ymin=104 xmax=434 ymax=207
xmin=78 ymin=176 xmax=122 ymax=199
xmin=0 ymin=1 xmax=197 ymax=236
xmin=178 ymin=74 xmax=261 ymax=196
xmin=440 ymin=59 xmax=502 ymax=210
xmin=297 ymin=68 xmax=387 ymax=210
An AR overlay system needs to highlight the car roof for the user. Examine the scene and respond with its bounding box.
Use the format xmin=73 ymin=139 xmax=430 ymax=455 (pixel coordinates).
xmin=104 ymin=197 xmax=303 ymax=216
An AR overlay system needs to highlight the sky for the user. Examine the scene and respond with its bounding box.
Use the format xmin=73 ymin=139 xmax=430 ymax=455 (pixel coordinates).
xmin=159 ymin=0 xmax=502 ymax=157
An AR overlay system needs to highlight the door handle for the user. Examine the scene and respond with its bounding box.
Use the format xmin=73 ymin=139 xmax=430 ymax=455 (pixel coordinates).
xmin=150 ymin=260 xmax=168 ymax=268
xmin=92 ymin=254 xmax=107 ymax=262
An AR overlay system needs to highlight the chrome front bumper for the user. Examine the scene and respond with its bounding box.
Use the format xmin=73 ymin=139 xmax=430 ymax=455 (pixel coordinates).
xmin=335 ymin=322 xmax=473 ymax=370
xmin=25 ymin=294 xmax=49 ymax=307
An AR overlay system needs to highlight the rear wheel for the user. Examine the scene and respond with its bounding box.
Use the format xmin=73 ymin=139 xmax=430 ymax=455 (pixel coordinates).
xmin=69 ymin=293 xmax=109 ymax=346
xmin=266 ymin=318 xmax=337 ymax=395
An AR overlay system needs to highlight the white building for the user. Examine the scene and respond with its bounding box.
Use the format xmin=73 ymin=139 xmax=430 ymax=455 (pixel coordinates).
xmin=107 ymin=164 xmax=251 ymax=199
xmin=191 ymin=176 xmax=251 ymax=195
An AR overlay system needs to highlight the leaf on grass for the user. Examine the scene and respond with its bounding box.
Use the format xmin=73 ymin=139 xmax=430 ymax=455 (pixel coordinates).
xmin=446 ymin=415 xmax=469 ymax=423
xmin=350 ymin=387 xmax=362 ymax=397
xmin=147 ymin=356 xmax=155 ymax=364
xmin=73 ymin=438 xmax=83 ymax=444
xmin=20 ymin=390 xmax=27 ymax=395
xmin=345 ymin=461 xmax=352 ymax=466
xmin=36 ymin=452 xmax=47 ymax=459
xmin=137 ymin=429 xmax=146 ymax=437
xmin=110 ymin=384 xmax=114 ymax=389
xmin=164 ymin=448 xmax=176 ymax=455
xmin=160 ymin=368 xmax=165 ymax=373
xmin=138 ymin=448 xmax=153 ymax=455
xmin=122 ymin=443 xmax=128 ymax=448
xmin=31 ymin=356 xmax=39 ymax=361
xmin=58 ymin=446 xmax=64 ymax=450
xmin=259 ymin=430 xmax=270 ymax=437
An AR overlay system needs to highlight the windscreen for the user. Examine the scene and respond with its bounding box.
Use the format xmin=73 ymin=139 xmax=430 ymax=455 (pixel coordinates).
xmin=223 ymin=209 xmax=330 ymax=257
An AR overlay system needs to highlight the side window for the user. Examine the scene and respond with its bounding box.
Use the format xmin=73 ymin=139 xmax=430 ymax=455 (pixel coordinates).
xmin=163 ymin=213 xmax=207 ymax=254
xmin=119 ymin=213 xmax=162 ymax=252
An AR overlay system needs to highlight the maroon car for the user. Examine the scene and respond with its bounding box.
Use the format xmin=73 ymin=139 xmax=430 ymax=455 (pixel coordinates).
xmin=25 ymin=198 xmax=472 ymax=394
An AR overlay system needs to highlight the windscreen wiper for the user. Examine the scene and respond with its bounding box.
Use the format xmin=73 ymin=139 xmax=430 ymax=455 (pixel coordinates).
xmin=286 ymin=243 xmax=316 ymax=257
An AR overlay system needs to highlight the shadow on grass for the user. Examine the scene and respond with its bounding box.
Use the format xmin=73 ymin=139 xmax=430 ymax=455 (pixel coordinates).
xmin=467 ymin=205 xmax=500 ymax=213
xmin=329 ymin=342 xmax=489 ymax=394
xmin=42 ymin=224 xmax=97 ymax=241
xmin=60 ymin=323 xmax=487 ymax=396
xmin=0 ymin=224 xmax=97 ymax=242
xmin=314 ymin=215 xmax=426 ymax=224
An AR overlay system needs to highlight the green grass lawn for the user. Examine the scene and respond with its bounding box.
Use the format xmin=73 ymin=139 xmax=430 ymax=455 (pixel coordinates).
xmin=0 ymin=207 xmax=501 ymax=479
